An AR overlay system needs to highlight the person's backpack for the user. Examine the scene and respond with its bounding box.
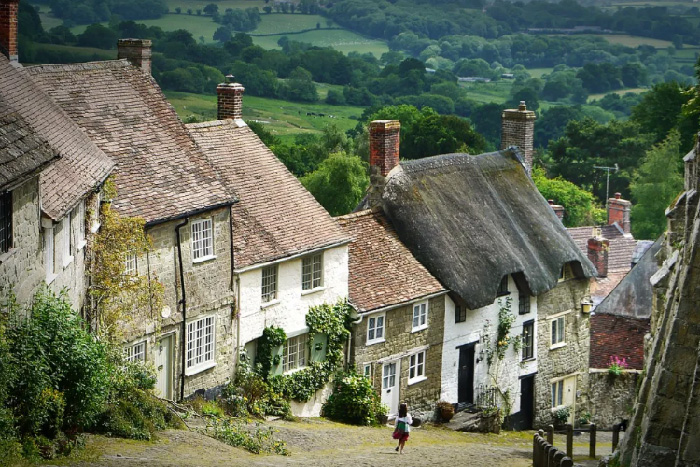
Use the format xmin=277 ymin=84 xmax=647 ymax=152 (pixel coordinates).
xmin=396 ymin=419 xmax=408 ymax=433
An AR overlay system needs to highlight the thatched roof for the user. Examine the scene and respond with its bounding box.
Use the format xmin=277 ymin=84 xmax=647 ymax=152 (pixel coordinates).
xmin=379 ymin=148 xmax=596 ymax=310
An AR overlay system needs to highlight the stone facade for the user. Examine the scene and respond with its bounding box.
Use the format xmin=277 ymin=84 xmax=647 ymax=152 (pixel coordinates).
xmin=588 ymin=370 xmax=639 ymax=430
xmin=121 ymin=207 xmax=235 ymax=399
xmin=351 ymin=295 xmax=445 ymax=420
xmin=534 ymin=276 xmax=591 ymax=428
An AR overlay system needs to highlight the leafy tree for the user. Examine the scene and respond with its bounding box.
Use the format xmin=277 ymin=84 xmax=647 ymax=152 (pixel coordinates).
xmin=203 ymin=3 xmax=218 ymax=15
xmin=630 ymin=130 xmax=684 ymax=239
xmin=534 ymin=106 xmax=581 ymax=148
xmin=281 ymin=67 xmax=318 ymax=102
xmin=77 ymin=23 xmax=119 ymax=49
xmin=213 ymin=26 xmax=233 ymax=43
xmin=301 ymin=152 xmax=369 ymax=216
xmin=532 ymin=168 xmax=605 ymax=227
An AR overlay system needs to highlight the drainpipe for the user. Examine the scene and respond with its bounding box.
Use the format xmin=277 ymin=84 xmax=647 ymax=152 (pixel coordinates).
xmin=175 ymin=217 xmax=189 ymax=401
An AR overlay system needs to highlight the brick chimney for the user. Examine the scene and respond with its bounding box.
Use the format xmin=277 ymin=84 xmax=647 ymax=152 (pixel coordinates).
xmin=217 ymin=81 xmax=245 ymax=121
xmin=118 ymin=38 xmax=152 ymax=74
xmin=501 ymin=101 xmax=536 ymax=174
xmin=368 ymin=120 xmax=400 ymax=208
xmin=587 ymin=236 xmax=609 ymax=277
xmin=548 ymin=199 xmax=565 ymax=221
xmin=0 ymin=0 xmax=19 ymax=62
xmin=608 ymin=192 xmax=631 ymax=234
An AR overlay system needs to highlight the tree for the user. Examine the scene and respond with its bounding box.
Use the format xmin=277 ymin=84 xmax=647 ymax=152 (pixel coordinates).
xmin=630 ymin=130 xmax=684 ymax=240
xmin=77 ymin=23 xmax=118 ymax=49
xmin=534 ymin=106 xmax=581 ymax=149
xmin=282 ymin=67 xmax=318 ymax=102
xmin=213 ymin=26 xmax=232 ymax=43
xmin=532 ymin=168 xmax=604 ymax=227
xmin=203 ymin=3 xmax=219 ymax=15
xmin=301 ymin=152 xmax=369 ymax=216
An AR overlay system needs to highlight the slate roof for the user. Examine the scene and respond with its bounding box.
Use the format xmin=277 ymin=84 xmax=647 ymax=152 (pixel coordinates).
xmin=0 ymin=98 xmax=57 ymax=190
xmin=0 ymin=56 xmax=113 ymax=218
xmin=186 ymin=119 xmax=350 ymax=269
xmin=25 ymin=60 xmax=234 ymax=224
xmin=337 ymin=209 xmax=445 ymax=313
xmin=378 ymin=149 xmax=596 ymax=310
xmin=567 ymin=224 xmax=637 ymax=274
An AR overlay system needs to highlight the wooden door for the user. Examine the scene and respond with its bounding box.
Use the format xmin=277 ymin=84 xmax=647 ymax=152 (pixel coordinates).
xmin=155 ymin=335 xmax=173 ymax=400
xmin=458 ymin=343 xmax=476 ymax=404
xmin=381 ymin=360 xmax=400 ymax=417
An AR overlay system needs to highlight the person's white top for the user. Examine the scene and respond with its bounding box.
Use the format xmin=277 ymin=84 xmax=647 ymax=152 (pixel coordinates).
xmin=395 ymin=414 xmax=413 ymax=433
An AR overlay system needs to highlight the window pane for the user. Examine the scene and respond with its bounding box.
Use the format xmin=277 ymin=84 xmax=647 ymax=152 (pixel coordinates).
xmin=551 ymin=319 xmax=557 ymax=344
xmin=558 ymin=381 xmax=563 ymax=406
xmin=376 ymin=316 xmax=384 ymax=338
xmin=312 ymin=254 xmax=322 ymax=288
xmin=302 ymin=257 xmax=312 ymax=290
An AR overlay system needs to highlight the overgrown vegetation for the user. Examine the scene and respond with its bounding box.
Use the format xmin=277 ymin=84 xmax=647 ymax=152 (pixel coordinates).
xmin=0 ymin=289 xmax=178 ymax=462
xmin=322 ymin=371 xmax=387 ymax=426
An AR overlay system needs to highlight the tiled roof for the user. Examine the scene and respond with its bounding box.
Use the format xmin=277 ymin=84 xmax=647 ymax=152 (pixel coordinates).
xmin=0 ymin=97 xmax=57 ymax=190
xmin=187 ymin=120 xmax=350 ymax=268
xmin=567 ymin=224 xmax=637 ymax=274
xmin=337 ymin=209 xmax=445 ymax=313
xmin=0 ymin=56 xmax=113 ymax=218
xmin=590 ymin=313 xmax=650 ymax=370
xmin=25 ymin=60 xmax=234 ymax=224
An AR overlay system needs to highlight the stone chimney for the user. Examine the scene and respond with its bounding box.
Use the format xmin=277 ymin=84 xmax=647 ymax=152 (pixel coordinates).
xmin=118 ymin=38 xmax=152 ymax=74
xmin=587 ymin=236 xmax=609 ymax=277
xmin=548 ymin=199 xmax=565 ymax=221
xmin=608 ymin=192 xmax=631 ymax=234
xmin=0 ymin=0 xmax=19 ymax=62
xmin=368 ymin=120 xmax=400 ymax=208
xmin=501 ymin=101 xmax=536 ymax=173
xmin=217 ymin=80 xmax=245 ymax=121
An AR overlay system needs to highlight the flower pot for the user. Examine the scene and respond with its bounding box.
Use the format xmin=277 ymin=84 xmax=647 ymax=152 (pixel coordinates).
xmin=440 ymin=407 xmax=455 ymax=422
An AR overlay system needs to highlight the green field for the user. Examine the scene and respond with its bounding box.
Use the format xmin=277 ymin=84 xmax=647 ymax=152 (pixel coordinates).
xmin=459 ymin=80 xmax=513 ymax=104
xmin=166 ymin=0 xmax=267 ymax=11
xmin=587 ymin=87 xmax=648 ymax=102
xmin=253 ymin=29 xmax=388 ymax=56
xmin=164 ymin=91 xmax=364 ymax=139
xmin=253 ymin=14 xmax=333 ymax=34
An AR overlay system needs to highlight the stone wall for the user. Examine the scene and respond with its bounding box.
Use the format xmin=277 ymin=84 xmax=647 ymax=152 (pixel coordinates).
xmin=351 ymin=295 xmax=445 ymax=420
xmin=535 ymin=277 xmax=591 ymax=428
xmin=588 ymin=370 xmax=639 ymax=429
xmin=0 ymin=177 xmax=43 ymax=306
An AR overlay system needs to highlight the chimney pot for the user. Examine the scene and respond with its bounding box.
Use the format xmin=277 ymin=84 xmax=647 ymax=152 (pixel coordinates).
xmin=118 ymin=38 xmax=152 ymax=74
xmin=217 ymin=82 xmax=245 ymax=120
xmin=615 ymin=192 xmax=621 ymax=199
xmin=548 ymin=199 xmax=554 ymax=205
xmin=0 ymin=0 xmax=20 ymax=62
xmin=501 ymin=101 xmax=536 ymax=174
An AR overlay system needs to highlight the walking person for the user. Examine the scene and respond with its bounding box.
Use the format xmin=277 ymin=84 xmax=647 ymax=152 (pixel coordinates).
xmin=393 ymin=403 xmax=412 ymax=454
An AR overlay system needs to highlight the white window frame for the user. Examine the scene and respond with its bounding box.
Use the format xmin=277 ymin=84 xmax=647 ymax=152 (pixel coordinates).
xmin=363 ymin=363 xmax=372 ymax=379
xmin=366 ymin=312 xmax=385 ymax=345
xmin=301 ymin=253 xmax=323 ymax=291
xmin=551 ymin=380 xmax=564 ymax=408
xmin=191 ymin=218 xmax=215 ymax=262
xmin=408 ymin=350 xmax=427 ymax=385
xmin=412 ymin=301 xmax=428 ymax=332
xmin=75 ymin=201 xmax=87 ymax=251
xmin=283 ymin=333 xmax=308 ymax=373
xmin=61 ymin=213 xmax=74 ymax=268
xmin=91 ymin=190 xmax=102 ymax=233
xmin=550 ymin=315 xmax=566 ymax=348
xmin=125 ymin=340 xmax=146 ymax=362
xmin=185 ymin=315 xmax=216 ymax=375
xmin=124 ymin=251 xmax=138 ymax=276
xmin=44 ymin=225 xmax=56 ymax=284
xmin=522 ymin=320 xmax=535 ymax=361
xmin=261 ymin=264 xmax=278 ymax=303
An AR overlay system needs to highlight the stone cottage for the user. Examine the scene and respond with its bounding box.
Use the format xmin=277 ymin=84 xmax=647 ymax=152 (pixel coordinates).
xmin=361 ymin=111 xmax=596 ymax=429
xmin=337 ymin=208 xmax=446 ymax=419
xmin=187 ymin=84 xmax=351 ymax=416
xmin=0 ymin=51 xmax=113 ymax=312
xmin=24 ymin=45 xmax=239 ymax=401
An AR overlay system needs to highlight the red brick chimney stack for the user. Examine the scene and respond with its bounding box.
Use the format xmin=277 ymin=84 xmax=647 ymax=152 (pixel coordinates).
xmin=501 ymin=101 xmax=536 ymax=174
xmin=217 ymin=80 xmax=245 ymax=121
xmin=117 ymin=38 xmax=152 ymax=74
xmin=587 ymin=237 xmax=609 ymax=277
xmin=368 ymin=120 xmax=400 ymax=208
xmin=0 ymin=0 xmax=19 ymax=62
xmin=608 ymin=192 xmax=631 ymax=234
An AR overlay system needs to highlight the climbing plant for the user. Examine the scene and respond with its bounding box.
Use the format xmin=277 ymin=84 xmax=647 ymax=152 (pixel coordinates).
xmin=256 ymin=326 xmax=286 ymax=378
xmin=87 ymin=178 xmax=164 ymax=341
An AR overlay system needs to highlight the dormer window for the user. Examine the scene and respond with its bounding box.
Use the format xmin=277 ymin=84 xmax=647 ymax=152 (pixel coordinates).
xmin=497 ymin=275 xmax=509 ymax=296
xmin=558 ymin=263 xmax=573 ymax=282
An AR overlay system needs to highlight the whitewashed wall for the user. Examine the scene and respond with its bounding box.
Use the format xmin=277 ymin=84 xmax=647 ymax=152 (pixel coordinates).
xmin=441 ymin=275 xmax=538 ymax=416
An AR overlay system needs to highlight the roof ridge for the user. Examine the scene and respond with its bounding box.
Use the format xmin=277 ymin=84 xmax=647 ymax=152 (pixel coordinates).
xmin=187 ymin=119 xmax=246 ymax=130
xmin=335 ymin=208 xmax=375 ymax=221
xmin=25 ymin=59 xmax=130 ymax=73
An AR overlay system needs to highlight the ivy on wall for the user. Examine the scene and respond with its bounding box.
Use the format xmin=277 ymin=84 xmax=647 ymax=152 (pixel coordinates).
xmin=258 ymin=300 xmax=353 ymax=402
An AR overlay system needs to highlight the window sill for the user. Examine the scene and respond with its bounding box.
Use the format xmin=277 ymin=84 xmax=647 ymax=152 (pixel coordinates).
xmin=63 ymin=255 xmax=74 ymax=269
xmin=550 ymin=342 xmax=567 ymax=350
xmin=46 ymin=272 xmax=58 ymax=285
xmin=185 ymin=360 xmax=217 ymax=376
xmin=193 ymin=254 xmax=216 ymax=264
xmin=301 ymin=286 xmax=325 ymax=296
xmin=411 ymin=325 xmax=428 ymax=333
xmin=521 ymin=357 xmax=536 ymax=363
xmin=408 ymin=375 xmax=427 ymax=386
xmin=76 ymin=239 xmax=87 ymax=251
xmin=283 ymin=365 xmax=308 ymax=375
xmin=261 ymin=299 xmax=280 ymax=309
xmin=551 ymin=404 xmax=568 ymax=412
xmin=0 ymin=248 xmax=17 ymax=264
xmin=366 ymin=338 xmax=385 ymax=346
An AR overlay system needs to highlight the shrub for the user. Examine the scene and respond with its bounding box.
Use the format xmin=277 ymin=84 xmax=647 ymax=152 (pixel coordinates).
xmin=322 ymin=371 xmax=387 ymax=426
xmin=222 ymin=363 xmax=290 ymax=418
xmin=211 ymin=418 xmax=289 ymax=455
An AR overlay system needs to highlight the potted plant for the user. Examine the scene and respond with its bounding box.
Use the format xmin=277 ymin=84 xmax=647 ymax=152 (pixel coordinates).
xmin=436 ymin=401 xmax=455 ymax=422
xmin=553 ymin=406 xmax=570 ymax=428
xmin=578 ymin=411 xmax=592 ymax=427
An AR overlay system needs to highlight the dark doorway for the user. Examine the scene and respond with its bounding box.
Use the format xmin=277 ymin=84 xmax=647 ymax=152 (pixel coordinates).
xmin=511 ymin=374 xmax=535 ymax=430
xmin=458 ymin=343 xmax=476 ymax=404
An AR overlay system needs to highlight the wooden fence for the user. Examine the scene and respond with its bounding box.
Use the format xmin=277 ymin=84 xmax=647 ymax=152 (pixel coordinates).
xmin=533 ymin=429 xmax=573 ymax=467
